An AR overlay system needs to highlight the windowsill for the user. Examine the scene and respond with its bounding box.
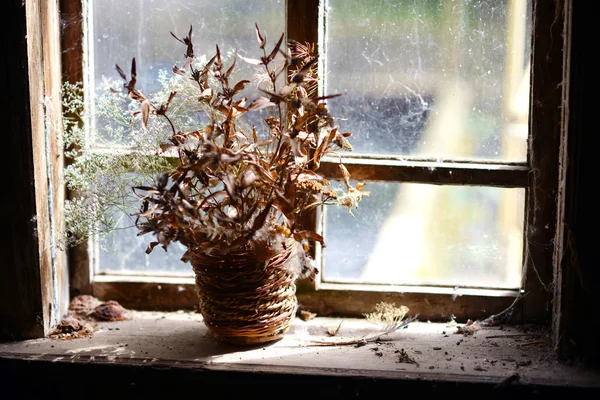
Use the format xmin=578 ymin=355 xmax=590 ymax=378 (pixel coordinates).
xmin=1 ymin=312 xmax=599 ymax=395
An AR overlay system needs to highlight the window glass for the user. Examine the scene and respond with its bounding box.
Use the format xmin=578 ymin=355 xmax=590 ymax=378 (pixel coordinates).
xmin=322 ymin=181 xmax=524 ymax=289
xmin=92 ymin=0 xmax=285 ymax=94
xmin=325 ymin=0 xmax=532 ymax=160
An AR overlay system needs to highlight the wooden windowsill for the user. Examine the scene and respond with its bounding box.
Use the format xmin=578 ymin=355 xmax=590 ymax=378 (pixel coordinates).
xmin=1 ymin=312 xmax=599 ymax=396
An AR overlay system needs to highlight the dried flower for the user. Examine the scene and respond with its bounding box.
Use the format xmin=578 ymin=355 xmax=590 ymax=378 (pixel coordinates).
xmin=66 ymin=24 xmax=367 ymax=280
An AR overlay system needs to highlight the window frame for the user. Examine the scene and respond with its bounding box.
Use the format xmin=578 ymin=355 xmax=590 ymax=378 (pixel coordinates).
xmin=1 ymin=0 xmax=69 ymax=338
xmin=61 ymin=0 xmax=565 ymax=323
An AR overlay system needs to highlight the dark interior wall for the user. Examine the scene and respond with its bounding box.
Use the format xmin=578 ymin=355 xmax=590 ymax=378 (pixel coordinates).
xmin=558 ymin=0 xmax=600 ymax=367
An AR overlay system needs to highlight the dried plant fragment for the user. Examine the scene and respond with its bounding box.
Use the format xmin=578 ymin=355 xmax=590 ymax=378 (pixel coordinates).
xmin=298 ymin=309 xmax=317 ymax=321
xmin=395 ymin=348 xmax=419 ymax=367
xmin=455 ymin=319 xmax=482 ymax=335
xmin=92 ymin=300 xmax=133 ymax=322
xmin=49 ymin=315 xmax=97 ymax=340
xmin=326 ymin=320 xmax=343 ymax=336
xmin=364 ymin=302 xmax=409 ymax=325
xmin=68 ymin=294 xmax=102 ymax=319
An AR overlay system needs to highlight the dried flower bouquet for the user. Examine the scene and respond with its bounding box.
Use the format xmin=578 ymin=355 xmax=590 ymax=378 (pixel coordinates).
xmin=107 ymin=25 xmax=367 ymax=343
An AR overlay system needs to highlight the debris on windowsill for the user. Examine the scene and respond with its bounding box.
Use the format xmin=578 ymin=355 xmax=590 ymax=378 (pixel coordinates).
xmin=326 ymin=320 xmax=343 ymax=336
xmin=308 ymin=303 xmax=418 ymax=346
xmin=395 ymin=348 xmax=420 ymax=367
xmin=298 ymin=309 xmax=317 ymax=321
xmin=48 ymin=315 xmax=96 ymax=340
xmin=48 ymin=295 xmax=132 ymax=340
xmin=308 ymin=314 xmax=419 ymax=346
xmin=456 ymin=319 xmax=482 ymax=336
xmin=91 ymin=300 xmax=132 ymax=322
xmin=68 ymin=294 xmax=102 ymax=319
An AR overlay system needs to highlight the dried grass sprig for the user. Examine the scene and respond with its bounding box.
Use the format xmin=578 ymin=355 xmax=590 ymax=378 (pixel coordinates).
xmin=306 ymin=314 xmax=419 ymax=347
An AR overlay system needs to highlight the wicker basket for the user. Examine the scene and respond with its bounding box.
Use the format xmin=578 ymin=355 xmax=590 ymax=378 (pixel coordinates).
xmin=190 ymin=240 xmax=299 ymax=345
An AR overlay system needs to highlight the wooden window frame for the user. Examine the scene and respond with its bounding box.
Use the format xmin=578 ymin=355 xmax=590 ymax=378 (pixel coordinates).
xmin=59 ymin=0 xmax=566 ymax=324
xmin=1 ymin=0 xmax=69 ymax=338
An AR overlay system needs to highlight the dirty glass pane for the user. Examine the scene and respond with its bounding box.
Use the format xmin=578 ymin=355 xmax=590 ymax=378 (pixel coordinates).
xmin=95 ymin=174 xmax=189 ymax=274
xmin=322 ymin=181 xmax=524 ymax=289
xmin=92 ymin=0 xmax=284 ymax=93
xmin=325 ymin=0 xmax=532 ymax=161
xmin=92 ymin=0 xmax=284 ymax=274
xmin=98 ymin=208 xmax=189 ymax=274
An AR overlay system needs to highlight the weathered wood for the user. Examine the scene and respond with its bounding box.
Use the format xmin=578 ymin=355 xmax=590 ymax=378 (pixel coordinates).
xmin=1 ymin=312 xmax=599 ymax=397
xmin=60 ymin=0 xmax=92 ymax=297
xmin=90 ymin=275 xmax=517 ymax=322
xmin=92 ymin=277 xmax=199 ymax=311
xmin=287 ymin=0 xmax=321 ymax=265
xmin=297 ymin=287 xmax=518 ymax=321
xmin=60 ymin=0 xmax=85 ymax=84
xmin=521 ymin=0 xmax=568 ymax=323
xmin=42 ymin=0 xmax=70 ymax=331
xmin=0 ymin=0 xmax=67 ymax=339
xmin=287 ymin=0 xmax=320 ymax=45
xmin=318 ymin=158 xmax=530 ymax=187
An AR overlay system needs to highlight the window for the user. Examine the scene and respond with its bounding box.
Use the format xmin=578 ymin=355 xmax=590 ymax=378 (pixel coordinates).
xmin=63 ymin=0 xmax=562 ymax=322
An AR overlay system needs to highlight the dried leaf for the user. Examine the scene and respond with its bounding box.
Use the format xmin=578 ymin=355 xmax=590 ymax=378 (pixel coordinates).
xmin=312 ymin=127 xmax=337 ymax=169
xmin=250 ymin=201 xmax=273 ymax=234
xmin=198 ymin=190 xmax=229 ymax=209
xmin=233 ymin=80 xmax=251 ymax=94
xmin=173 ymin=65 xmax=192 ymax=79
xmin=146 ymin=241 xmax=160 ymax=254
xmin=299 ymin=310 xmax=317 ymax=321
xmin=200 ymin=88 xmax=213 ymax=99
xmin=339 ymin=163 xmax=351 ymax=188
xmin=246 ymin=97 xmax=276 ymax=111
xmin=131 ymin=58 xmax=137 ymax=81
xmin=170 ymin=31 xmax=185 ymax=45
xmin=267 ymin=32 xmax=285 ymax=63
xmin=224 ymin=55 xmax=237 ymax=79
xmin=141 ymin=100 xmax=150 ymax=128
xmin=252 ymin=126 xmax=258 ymax=143
xmin=115 ymin=64 xmax=126 ymax=80
xmin=183 ymin=56 xmax=194 ymax=70
xmin=294 ymin=230 xmax=325 ymax=245
xmin=294 ymin=171 xmax=324 ymax=183
xmin=237 ymin=53 xmax=263 ymax=66
xmin=292 ymin=56 xmax=318 ymax=83
xmin=255 ymin=23 xmax=266 ymax=48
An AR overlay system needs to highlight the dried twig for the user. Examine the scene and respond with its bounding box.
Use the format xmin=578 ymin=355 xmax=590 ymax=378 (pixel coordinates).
xmin=485 ymin=334 xmax=539 ymax=339
xmin=306 ymin=315 xmax=419 ymax=346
